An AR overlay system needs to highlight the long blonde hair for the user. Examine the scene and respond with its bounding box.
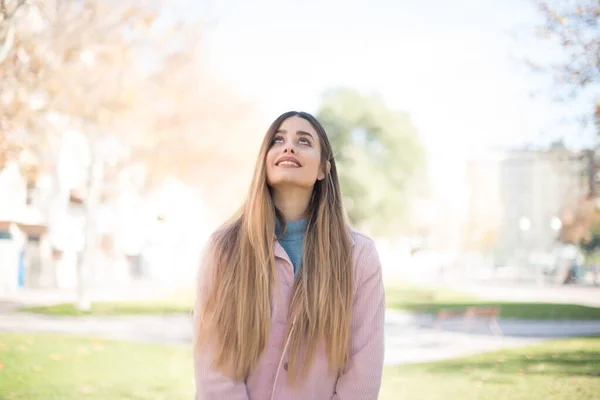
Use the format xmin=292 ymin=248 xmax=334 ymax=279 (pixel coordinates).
xmin=195 ymin=111 xmax=353 ymax=384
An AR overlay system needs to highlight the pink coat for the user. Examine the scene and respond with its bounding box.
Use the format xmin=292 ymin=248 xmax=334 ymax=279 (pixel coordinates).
xmin=193 ymin=230 xmax=385 ymax=400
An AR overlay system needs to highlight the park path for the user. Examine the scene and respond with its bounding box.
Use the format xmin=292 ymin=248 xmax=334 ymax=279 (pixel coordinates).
xmin=2 ymin=309 xmax=600 ymax=366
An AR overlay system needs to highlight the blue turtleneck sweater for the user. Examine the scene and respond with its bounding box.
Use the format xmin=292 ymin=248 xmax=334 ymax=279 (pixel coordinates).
xmin=275 ymin=218 xmax=306 ymax=275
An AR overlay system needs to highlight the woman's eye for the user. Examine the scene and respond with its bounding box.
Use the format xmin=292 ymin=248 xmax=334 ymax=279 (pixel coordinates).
xmin=299 ymin=137 xmax=310 ymax=145
xmin=272 ymin=136 xmax=284 ymax=145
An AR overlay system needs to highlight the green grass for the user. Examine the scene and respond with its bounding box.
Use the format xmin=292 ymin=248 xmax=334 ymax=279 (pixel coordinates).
xmin=22 ymin=289 xmax=195 ymax=316
xmin=23 ymin=301 xmax=193 ymax=316
xmin=0 ymin=333 xmax=194 ymax=400
xmin=1 ymin=333 xmax=598 ymax=400
xmin=385 ymin=281 xmax=600 ymax=320
xmin=381 ymin=336 xmax=600 ymax=400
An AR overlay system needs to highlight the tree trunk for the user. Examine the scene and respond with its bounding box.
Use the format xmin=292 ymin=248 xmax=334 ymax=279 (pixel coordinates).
xmin=75 ymin=139 xmax=102 ymax=311
xmin=0 ymin=22 xmax=15 ymax=65
xmin=48 ymin=158 xmax=68 ymax=289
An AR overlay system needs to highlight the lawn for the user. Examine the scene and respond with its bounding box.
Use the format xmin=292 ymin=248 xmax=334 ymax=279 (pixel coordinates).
xmin=20 ymin=281 xmax=600 ymax=320
xmin=23 ymin=300 xmax=194 ymax=316
xmin=22 ymin=289 xmax=195 ymax=316
xmin=1 ymin=333 xmax=598 ymax=400
xmin=0 ymin=333 xmax=194 ymax=400
xmin=385 ymin=281 xmax=600 ymax=320
xmin=381 ymin=336 xmax=600 ymax=400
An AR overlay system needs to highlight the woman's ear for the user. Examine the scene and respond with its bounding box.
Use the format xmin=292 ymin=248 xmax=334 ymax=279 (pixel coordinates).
xmin=317 ymin=161 xmax=331 ymax=181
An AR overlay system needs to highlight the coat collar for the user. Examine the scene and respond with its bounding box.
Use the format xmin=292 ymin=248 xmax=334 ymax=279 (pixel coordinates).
xmin=272 ymin=230 xmax=355 ymax=256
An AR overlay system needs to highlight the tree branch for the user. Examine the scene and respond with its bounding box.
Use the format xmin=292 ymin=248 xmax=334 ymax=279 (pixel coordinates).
xmin=0 ymin=20 xmax=14 ymax=63
xmin=0 ymin=0 xmax=27 ymax=64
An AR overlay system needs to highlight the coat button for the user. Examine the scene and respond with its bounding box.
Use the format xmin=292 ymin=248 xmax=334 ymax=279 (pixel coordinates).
xmin=283 ymin=362 xmax=288 ymax=371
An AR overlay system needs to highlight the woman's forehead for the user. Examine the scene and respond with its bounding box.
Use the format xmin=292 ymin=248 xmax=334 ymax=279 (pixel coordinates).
xmin=278 ymin=116 xmax=316 ymax=133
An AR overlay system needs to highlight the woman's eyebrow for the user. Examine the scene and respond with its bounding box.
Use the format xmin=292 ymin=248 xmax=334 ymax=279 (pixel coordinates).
xmin=276 ymin=129 xmax=314 ymax=139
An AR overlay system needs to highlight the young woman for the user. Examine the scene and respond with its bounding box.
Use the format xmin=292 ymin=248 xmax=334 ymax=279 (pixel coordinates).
xmin=193 ymin=111 xmax=385 ymax=400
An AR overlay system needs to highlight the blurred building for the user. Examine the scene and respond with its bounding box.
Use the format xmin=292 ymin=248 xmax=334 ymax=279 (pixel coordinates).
xmin=497 ymin=147 xmax=587 ymax=259
xmin=465 ymin=145 xmax=588 ymax=264
xmin=0 ymin=126 xmax=210 ymax=293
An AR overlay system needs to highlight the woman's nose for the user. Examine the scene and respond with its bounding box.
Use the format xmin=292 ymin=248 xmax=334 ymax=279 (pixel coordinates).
xmin=283 ymin=144 xmax=296 ymax=153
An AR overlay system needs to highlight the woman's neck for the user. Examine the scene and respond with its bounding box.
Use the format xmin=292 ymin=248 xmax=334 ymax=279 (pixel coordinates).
xmin=271 ymin=187 xmax=311 ymax=222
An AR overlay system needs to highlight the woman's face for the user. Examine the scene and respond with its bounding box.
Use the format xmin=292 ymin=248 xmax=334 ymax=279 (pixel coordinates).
xmin=266 ymin=116 xmax=326 ymax=190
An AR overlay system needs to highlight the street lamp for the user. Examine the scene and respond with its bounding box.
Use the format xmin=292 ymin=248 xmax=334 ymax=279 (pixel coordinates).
xmin=519 ymin=217 xmax=531 ymax=232
xmin=551 ymin=217 xmax=562 ymax=232
xmin=518 ymin=217 xmax=531 ymax=281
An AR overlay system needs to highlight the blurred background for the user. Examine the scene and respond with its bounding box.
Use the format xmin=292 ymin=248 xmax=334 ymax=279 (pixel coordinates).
xmin=1 ymin=0 xmax=599 ymax=399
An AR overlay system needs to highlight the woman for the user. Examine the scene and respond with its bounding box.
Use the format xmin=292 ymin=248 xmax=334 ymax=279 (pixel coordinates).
xmin=193 ymin=111 xmax=385 ymax=400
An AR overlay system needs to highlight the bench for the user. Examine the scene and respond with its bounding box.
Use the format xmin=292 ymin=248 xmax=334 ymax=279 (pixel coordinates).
xmin=435 ymin=306 xmax=502 ymax=336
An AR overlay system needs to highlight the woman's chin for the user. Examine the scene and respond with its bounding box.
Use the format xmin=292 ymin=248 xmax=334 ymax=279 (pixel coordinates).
xmin=268 ymin=177 xmax=314 ymax=191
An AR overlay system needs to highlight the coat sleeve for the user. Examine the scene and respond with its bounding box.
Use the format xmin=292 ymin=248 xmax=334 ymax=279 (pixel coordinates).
xmin=193 ymin=237 xmax=251 ymax=400
xmin=332 ymin=239 xmax=385 ymax=400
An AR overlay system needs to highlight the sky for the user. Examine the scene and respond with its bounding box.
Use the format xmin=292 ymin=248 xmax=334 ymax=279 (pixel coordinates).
xmin=169 ymin=0 xmax=596 ymax=208
xmin=200 ymin=0 xmax=594 ymax=146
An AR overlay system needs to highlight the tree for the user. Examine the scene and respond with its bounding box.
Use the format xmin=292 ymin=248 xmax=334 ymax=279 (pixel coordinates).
xmin=559 ymin=194 xmax=600 ymax=243
xmin=580 ymin=222 xmax=600 ymax=254
xmin=316 ymin=88 xmax=426 ymax=236
xmin=524 ymin=0 xmax=599 ymax=124
xmin=0 ymin=0 xmax=47 ymax=169
xmin=0 ymin=0 xmax=27 ymax=65
xmin=7 ymin=0 xmax=160 ymax=310
xmin=1 ymin=0 xmax=260 ymax=308
xmin=132 ymin=37 xmax=260 ymax=195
